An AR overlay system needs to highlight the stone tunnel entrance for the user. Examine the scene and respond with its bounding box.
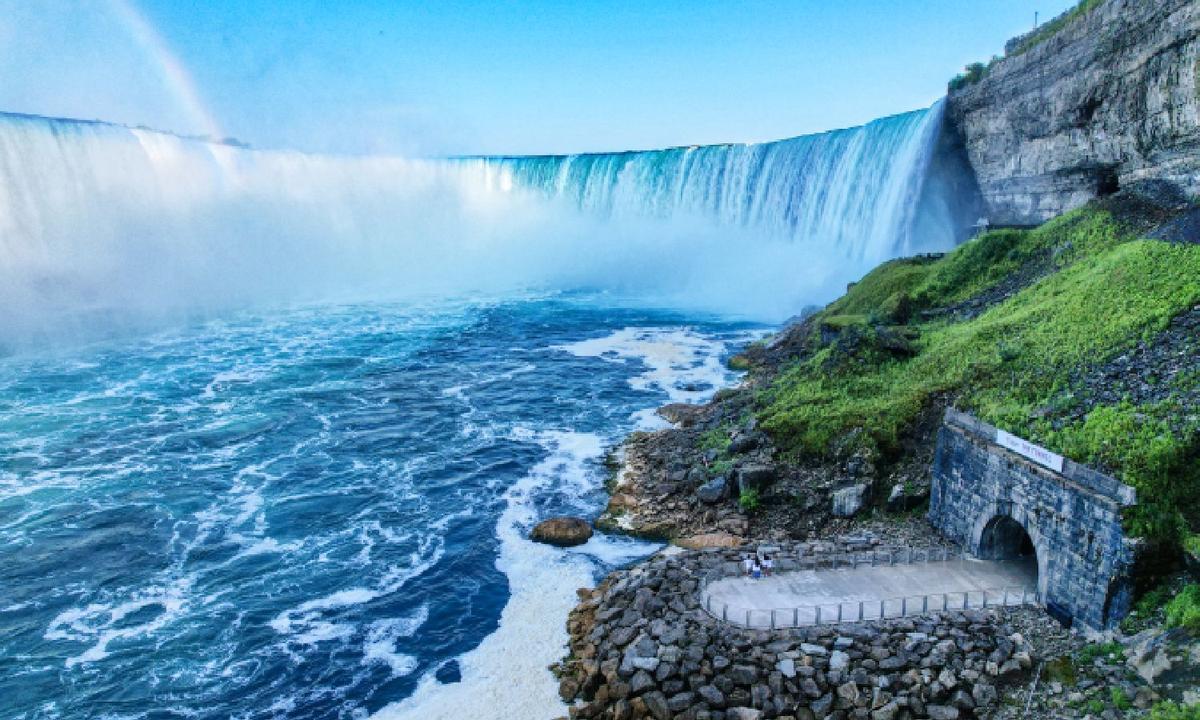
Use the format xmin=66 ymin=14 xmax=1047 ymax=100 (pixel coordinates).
xmin=978 ymin=515 xmax=1038 ymax=589
xmin=929 ymin=409 xmax=1138 ymax=631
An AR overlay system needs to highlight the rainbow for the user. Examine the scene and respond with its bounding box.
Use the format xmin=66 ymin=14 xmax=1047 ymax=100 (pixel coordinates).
xmin=106 ymin=0 xmax=225 ymax=143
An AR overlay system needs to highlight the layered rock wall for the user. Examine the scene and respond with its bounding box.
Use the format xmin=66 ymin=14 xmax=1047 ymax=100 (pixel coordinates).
xmin=946 ymin=0 xmax=1200 ymax=226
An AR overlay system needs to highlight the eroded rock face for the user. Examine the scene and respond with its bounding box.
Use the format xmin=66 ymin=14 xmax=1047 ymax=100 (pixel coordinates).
xmin=531 ymin=517 xmax=594 ymax=547
xmin=947 ymin=0 xmax=1200 ymax=226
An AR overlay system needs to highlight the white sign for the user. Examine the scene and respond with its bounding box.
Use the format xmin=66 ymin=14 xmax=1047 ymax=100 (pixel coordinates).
xmin=996 ymin=429 xmax=1065 ymax=473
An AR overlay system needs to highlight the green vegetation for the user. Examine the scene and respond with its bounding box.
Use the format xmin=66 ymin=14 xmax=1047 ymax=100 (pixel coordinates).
xmin=699 ymin=425 xmax=733 ymax=454
xmin=756 ymin=206 xmax=1200 ymax=544
xmin=1149 ymin=701 xmax=1200 ymax=720
xmin=708 ymin=458 xmax=733 ymax=478
xmin=947 ymin=0 xmax=1104 ymax=92
xmin=1122 ymin=582 xmax=1176 ymax=633
xmin=824 ymin=257 xmax=934 ymax=320
xmin=1164 ymin=584 xmax=1200 ymax=632
xmin=948 ymin=62 xmax=988 ymax=92
xmin=738 ymin=488 xmax=760 ymax=513
xmin=1008 ymin=0 xmax=1105 ymax=58
xmin=1043 ymin=655 xmax=1078 ymax=686
xmin=1077 ymin=641 xmax=1125 ymax=665
xmin=1110 ymin=687 xmax=1133 ymax=711
xmin=727 ymin=355 xmax=752 ymax=371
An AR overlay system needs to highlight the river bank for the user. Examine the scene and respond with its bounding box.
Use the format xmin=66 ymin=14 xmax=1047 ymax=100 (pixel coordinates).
xmin=551 ymin=181 xmax=1200 ymax=719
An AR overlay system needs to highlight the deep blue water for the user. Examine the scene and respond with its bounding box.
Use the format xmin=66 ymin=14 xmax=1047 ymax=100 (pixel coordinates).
xmin=0 ymin=296 xmax=759 ymax=720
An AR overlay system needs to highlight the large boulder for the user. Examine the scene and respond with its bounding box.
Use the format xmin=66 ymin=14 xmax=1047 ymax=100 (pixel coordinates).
xmin=530 ymin=517 xmax=593 ymax=547
xmin=832 ymin=483 xmax=870 ymax=517
xmin=735 ymin=464 xmax=775 ymax=494
xmin=696 ymin=476 xmax=728 ymax=504
xmin=676 ymin=532 xmax=743 ymax=550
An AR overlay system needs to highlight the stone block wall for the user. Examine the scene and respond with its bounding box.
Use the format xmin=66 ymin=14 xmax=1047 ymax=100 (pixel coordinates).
xmin=928 ymin=410 xmax=1137 ymax=631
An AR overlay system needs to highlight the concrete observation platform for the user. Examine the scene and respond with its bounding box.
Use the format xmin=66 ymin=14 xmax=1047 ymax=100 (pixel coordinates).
xmin=702 ymin=557 xmax=1037 ymax=629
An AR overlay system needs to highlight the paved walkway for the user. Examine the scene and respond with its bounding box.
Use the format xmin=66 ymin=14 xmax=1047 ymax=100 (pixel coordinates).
xmin=703 ymin=557 xmax=1037 ymax=628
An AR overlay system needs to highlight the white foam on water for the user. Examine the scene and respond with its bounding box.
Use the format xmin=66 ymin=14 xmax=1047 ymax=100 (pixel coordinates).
xmin=372 ymin=430 xmax=603 ymax=720
xmin=362 ymin=605 xmax=429 ymax=677
xmin=44 ymin=579 xmax=191 ymax=668
xmin=555 ymin=327 xmax=753 ymax=410
xmin=269 ymin=534 xmax=444 ymax=649
xmin=373 ymin=326 xmax=753 ymax=719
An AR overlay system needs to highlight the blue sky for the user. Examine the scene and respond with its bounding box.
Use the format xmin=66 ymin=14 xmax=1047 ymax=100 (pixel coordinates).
xmin=0 ymin=0 xmax=1077 ymax=156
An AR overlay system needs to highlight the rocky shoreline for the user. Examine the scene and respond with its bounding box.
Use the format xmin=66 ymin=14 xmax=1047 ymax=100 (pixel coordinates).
xmin=594 ymin=349 xmax=940 ymax=551
xmin=549 ymin=540 xmax=1194 ymax=720
xmin=553 ymin=545 xmax=1142 ymax=720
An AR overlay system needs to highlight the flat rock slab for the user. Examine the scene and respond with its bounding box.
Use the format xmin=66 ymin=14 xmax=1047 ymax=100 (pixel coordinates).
xmin=704 ymin=557 xmax=1037 ymax=628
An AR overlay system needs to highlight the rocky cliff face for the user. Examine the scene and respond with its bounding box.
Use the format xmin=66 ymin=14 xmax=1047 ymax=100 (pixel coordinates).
xmin=947 ymin=0 xmax=1200 ymax=226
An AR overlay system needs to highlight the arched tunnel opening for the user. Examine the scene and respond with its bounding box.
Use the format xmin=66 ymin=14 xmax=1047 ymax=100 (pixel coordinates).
xmin=978 ymin=515 xmax=1039 ymax=589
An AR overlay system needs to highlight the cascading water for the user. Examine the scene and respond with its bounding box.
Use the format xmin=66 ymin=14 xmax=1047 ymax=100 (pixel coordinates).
xmin=470 ymin=103 xmax=954 ymax=262
xmin=0 ymin=102 xmax=980 ymax=720
xmin=0 ymin=103 xmax=968 ymax=351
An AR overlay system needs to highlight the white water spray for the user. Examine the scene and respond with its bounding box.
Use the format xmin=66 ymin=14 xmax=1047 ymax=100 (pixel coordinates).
xmin=0 ymin=104 xmax=961 ymax=351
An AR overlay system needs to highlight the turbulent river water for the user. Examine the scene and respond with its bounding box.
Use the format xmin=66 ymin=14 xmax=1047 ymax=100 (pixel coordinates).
xmin=0 ymin=97 xmax=969 ymax=718
xmin=0 ymin=295 xmax=761 ymax=720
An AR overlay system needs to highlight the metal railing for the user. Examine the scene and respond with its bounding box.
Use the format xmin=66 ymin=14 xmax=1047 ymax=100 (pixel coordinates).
xmin=697 ymin=546 xmax=1038 ymax=629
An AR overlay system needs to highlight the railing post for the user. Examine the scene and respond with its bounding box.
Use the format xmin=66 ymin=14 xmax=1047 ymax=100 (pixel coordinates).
xmin=858 ymin=601 xmax=864 ymax=620
xmin=723 ymin=605 xmax=728 ymax=622
xmin=879 ymin=599 xmax=885 ymax=619
xmin=983 ymin=590 xmax=988 ymax=608
xmin=793 ymin=608 xmax=799 ymax=627
xmin=837 ymin=603 xmax=843 ymax=622
xmin=902 ymin=597 xmax=907 ymax=616
xmin=816 ymin=606 xmax=821 ymax=624
xmin=746 ymin=609 xmax=751 ymax=626
xmin=942 ymin=593 xmax=948 ymax=611
xmin=963 ymin=591 xmax=969 ymax=609
xmin=771 ymin=610 xmax=776 ymax=630
xmin=1003 ymin=588 xmax=1009 ymax=606
xmin=923 ymin=596 xmax=928 ymax=613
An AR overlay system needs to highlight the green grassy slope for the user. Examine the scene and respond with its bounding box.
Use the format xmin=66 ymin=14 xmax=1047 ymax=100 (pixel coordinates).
xmin=755 ymin=206 xmax=1200 ymax=545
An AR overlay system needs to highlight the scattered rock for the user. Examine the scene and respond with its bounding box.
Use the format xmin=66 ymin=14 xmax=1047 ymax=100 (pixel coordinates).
xmin=832 ymin=483 xmax=869 ymax=517
xmin=735 ymin=465 xmax=775 ymax=494
xmin=696 ymin=476 xmax=728 ymax=504
xmin=530 ymin=516 xmax=593 ymax=547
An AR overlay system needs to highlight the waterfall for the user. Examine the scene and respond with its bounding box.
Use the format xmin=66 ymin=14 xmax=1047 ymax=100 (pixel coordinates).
xmin=0 ymin=103 xmax=969 ymax=350
xmin=468 ymin=103 xmax=954 ymax=261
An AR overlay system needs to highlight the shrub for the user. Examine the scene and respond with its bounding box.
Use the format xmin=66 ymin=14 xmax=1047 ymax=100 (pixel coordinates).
xmin=709 ymin=458 xmax=733 ymax=478
xmin=1077 ymin=641 xmax=1124 ymax=665
xmin=699 ymin=426 xmax=732 ymax=454
xmin=948 ymin=62 xmax=988 ymax=92
xmin=1149 ymin=701 xmax=1200 ymax=720
xmin=738 ymin=488 xmax=760 ymax=512
xmin=1110 ymin=687 xmax=1132 ymax=711
xmin=727 ymin=355 xmax=752 ymax=371
xmin=1164 ymin=584 xmax=1200 ymax=632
